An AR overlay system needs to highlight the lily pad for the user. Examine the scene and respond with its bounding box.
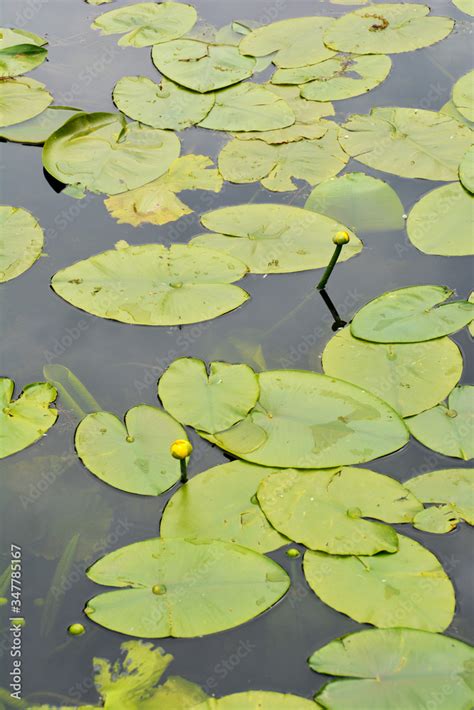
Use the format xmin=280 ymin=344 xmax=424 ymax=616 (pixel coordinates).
xmin=51 ymin=242 xmax=249 ymax=326
xmin=339 ymin=107 xmax=473 ymax=181
xmin=0 ymin=76 xmax=52 ymax=127
xmin=160 ymin=461 xmax=287 ymax=552
xmin=239 ymin=17 xmax=336 ymax=69
xmin=158 ymin=357 xmax=259 ymax=434
xmin=303 ymin=534 xmax=455 ymax=631
xmin=0 ymin=205 xmax=44 ymax=283
xmin=42 ymin=112 xmax=180 ymax=195
xmin=0 ymin=35 xmax=47 ymax=77
xmin=453 ymin=0 xmax=474 ymax=15
xmin=305 ymin=173 xmax=405 ymax=233
xmin=459 ymin=146 xmax=474 ymax=193
xmin=323 ymin=4 xmax=454 ymax=54
xmin=453 ymin=70 xmax=474 ymax=123
xmin=85 ymin=537 xmax=290 ymax=637
xmin=215 ymin=22 xmax=274 ymax=73
xmin=440 ymin=99 xmax=474 ymax=129
xmin=104 ymin=155 xmax=222 ymax=227
xmin=152 ymin=39 xmax=255 ymax=93
xmin=0 ymin=378 xmax=57 ymax=459
xmin=257 ymin=467 xmax=422 ymax=555
xmin=0 ymin=106 xmax=82 ymax=144
xmin=405 ymin=468 xmax=474 ymax=533
xmin=405 ymin=386 xmax=474 ymax=460
xmin=310 ymin=628 xmax=474 ymax=710
xmin=112 ymin=76 xmax=215 ymax=130
xmin=195 ymin=692 xmax=318 ymax=709
xmin=470 ymin=292 xmax=474 ymax=336
xmin=351 ymin=285 xmax=474 ymax=343
xmin=406 ymin=183 xmax=474 ymax=256
xmin=322 ymin=327 xmax=463 ymax=417
xmin=91 ymin=1 xmax=197 ymax=47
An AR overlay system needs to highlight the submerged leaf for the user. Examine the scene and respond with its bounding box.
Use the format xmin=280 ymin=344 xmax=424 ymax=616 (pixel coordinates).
xmin=195 ymin=692 xmax=318 ymax=709
xmin=0 ymin=378 xmax=57 ymax=459
xmin=0 ymin=206 xmax=44 ymax=283
xmin=0 ymin=77 xmax=52 ymax=128
xmin=459 ymin=145 xmax=474 ymax=194
xmin=405 ymin=468 xmax=474 ymax=533
xmin=0 ymin=106 xmax=82 ymax=145
xmin=452 ymin=70 xmax=474 ymax=123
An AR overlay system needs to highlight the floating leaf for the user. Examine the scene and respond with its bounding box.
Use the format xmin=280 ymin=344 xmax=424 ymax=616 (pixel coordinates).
xmin=303 ymin=534 xmax=455 ymax=631
xmin=192 ymin=204 xmax=362 ymax=274
xmin=215 ymin=22 xmax=274 ymax=73
xmin=104 ymin=155 xmax=222 ymax=227
xmin=459 ymin=146 xmax=474 ymax=193
xmin=0 ymin=206 xmax=44 ymax=283
xmin=405 ymin=386 xmax=474 ymax=460
xmin=305 ymin=172 xmax=404 ymax=233
xmin=258 ymin=467 xmax=422 ymax=555
xmin=0 ymin=41 xmax=47 ymax=78
xmin=160 ymin=461 xmax=287 ymax=552
xmin=0 ymin=77 xmax=52 ymax=128
xmin=322 ymin=327 xmax=463 ymax=417
xmin=440 ymin=98 xmax=474 ymax=129
xmin=42 ymin=112 xmax=180 ymax=195
xmin=85 ymin=538 xmax=290 ymax=637
xmin=158 ymin=357 xmax=259 ymax=434
xmin=453 ymin=70 xmax=474 ymax=123
xmin=51 ymin=242 xmax=249 ymax=326
xmin=0 ymin=378 xmax=57 ymax=459
xmin=405 ymin=468 xmax=474 ymax=533
xmin=310 ymin=628 xmax=474 ymax=710
xmin=351 ymin=285 xmax=474 ymax=343
xmin=339 ymin=107 xmax=473 ymax=181
xmin=323 ymin=4 xmax=453 ymax=54
xmin=452 ymin=0 xmax=474 ymax=15
xmin=470 ymin=292 xmax=474 ymax=336
xmin=195 ymin=692 xmax=318 ymax=709
xmin=86 ymin=0 xmax=114 ymax=4
xmin=112 ymin=76 xmax=215 ymax=129
xmin=91 ymin=1 xmax=197 ymax=47
xmin=239 ymin=17 xmax=336 ymax=69
xmin=406 ymin=183 xmax=474 ymax=256
xmin=152 ymin=39 xmax=255 ymax=93
xmin=0 ymin=106 xmax=82 ymax=144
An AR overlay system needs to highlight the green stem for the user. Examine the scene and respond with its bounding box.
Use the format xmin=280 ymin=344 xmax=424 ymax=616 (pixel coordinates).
xmin=180 ymin=459 xmax=188 ymax=484
xmin=317 ymin=244 xmax=343 ymax=290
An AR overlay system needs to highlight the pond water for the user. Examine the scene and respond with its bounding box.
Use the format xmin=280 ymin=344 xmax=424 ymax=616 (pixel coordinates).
xmin=0 ymin=0 xmax=473 ymax=704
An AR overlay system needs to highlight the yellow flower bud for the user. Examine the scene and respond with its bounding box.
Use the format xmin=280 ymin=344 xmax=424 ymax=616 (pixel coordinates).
xmin=170 ymin=439 xmax=193 ymax=460
xmin=332 ymin=230 xmax=350 ymax=245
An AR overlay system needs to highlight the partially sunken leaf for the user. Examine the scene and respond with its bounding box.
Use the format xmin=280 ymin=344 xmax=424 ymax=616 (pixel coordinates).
xmin=51 ymin=243 xmax=249 ymax=326
xmin=258 ymin=467 xmax=421 ymax=555
xmin=85 ymin=538 xmax=290 ymax=637
xmin=351 ymin=285 xmax=474 ymax=343
xmin=0 ymin=106 xmax=82 ymax=145
xmin=322 ymin=327 xmax=463 ymax=417
xmin=0 ymin=206 xmax=44 ymax=283
xmin=453 ymin=0 xmax=474 ymax=15
xmin=91 ymin=1 xmax=197 ymax=47
xmin=310 ymin=628 xmax=474 ymax=710
xmin=339 ymin=108 xmax=473 ymax=181
xmin=303 ymin=535 xmax=455 ymax=631
xmin=112 ymin=76 xmax=215 ymax=130
xmin=0 ymin=378 xmax=57 ymax=459
xmin=0 ymin=43 xmax=47 ymax=78
xmin=407 ymin=183 xmax=474 ymax=256
xmin=42 ymin=112 xmax=180 ymax=195
xmin=459 ymin=146 xmax=474 ymax=194
xmin=452 ymin=70 xmax=474 ymax=123
xmin=152 ymin=39 xmax=255 ymax=93
xmin=104 ymin=155 xmax=223 ymax=227
xmin=405 ymin=468 xmax=474 ymax=533
xmin=195 ymin=692 xmax=318 ymax=709
xmin=0 ymin=77 xmax=52 ymax=128
xmin=323 ymin=4 xmax=453 ymax=54
xmin=194 ymin=204 xmax=362 ymax=274
xmin=160 ymin=461 xmax=288 ymax=552
xmin=239 ymin=17 xmax=336 ymax=68
xmin=405 ymin=386 xmax=474 ymax=460
xmin=158 ymin=357 xmax=259 ymax=434
xmin=305 ymin=173 xmax=404 ymax=233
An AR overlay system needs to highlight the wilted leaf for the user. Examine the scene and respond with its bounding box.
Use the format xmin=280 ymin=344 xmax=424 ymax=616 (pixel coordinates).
xmin=0 ymin=77 xmax=52 ymax=127
xmin=0 ymin=378 xmax=57 ymax=459
xmin=0 ymin=206 xmax=44 ymax=283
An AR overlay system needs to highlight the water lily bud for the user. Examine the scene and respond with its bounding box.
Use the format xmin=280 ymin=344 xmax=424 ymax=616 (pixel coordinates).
xmin=170 ymin=439 xmax=193 ymax=460
xmin=68 ymin=623 xmax=85 ymax=636
xmin=333 ymin=231 xmax=350 ymax=245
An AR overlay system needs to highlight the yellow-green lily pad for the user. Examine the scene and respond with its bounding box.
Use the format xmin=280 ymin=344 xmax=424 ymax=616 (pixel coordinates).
xmin=0 ymin=205 xmax=44 ymax=283
xmin=405 ymin=468 xmax=474 ymax=533
xmin=0 ymin=76 xmax=52 ymax=128
xmin=0 ymin=378 xmax=57 ymax=459
xmin=452 ymin=70 xmax=474 ymax=123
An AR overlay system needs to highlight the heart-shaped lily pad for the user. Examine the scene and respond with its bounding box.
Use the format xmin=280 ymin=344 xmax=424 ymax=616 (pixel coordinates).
xmin=0 ymin=106 xmax=82 ymax=145
xmin=85 ymin=537 xmax=290 ymax=637
xmin=196 ymin=692 xmax=318 ymax=709
xmin=0 ymin=378 xmax=57 ymax=459
xmin=0 ymin=205 xmax=44 ymax=283
xmin=0 ymin=77 xmax=52 ymax=128
xmin=405 ymin=468 xmax=474 ymax=533
xmin=452 ymin=70 xmax=474 ymax=123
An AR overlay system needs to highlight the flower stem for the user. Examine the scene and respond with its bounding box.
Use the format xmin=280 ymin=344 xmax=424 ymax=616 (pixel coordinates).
xmin=180 ymin=459 xmax=188 ymax=484
xmin=317 ymin=243 xmax=343 ymax=290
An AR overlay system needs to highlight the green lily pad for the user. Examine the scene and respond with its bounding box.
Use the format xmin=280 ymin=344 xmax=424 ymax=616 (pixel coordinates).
xmin=323 ymin=4 xmax=453 ymax=54
xmin=239 ymin=17 xmax=336 ymax=68
xmin=303 ymin=534 xmax=455 ymax=631
xmin=158 ymin=357 xmax=259 ymax=434
xmin=339 ymin=107 xmax=473 ymax=181
xmin=273 ymin=54 xmax=392 ymax=102
xmin=406 ymin=183 xmax=474 ymax=256
xmin=351 ymin=285 xmax=474 ymax=343
xmin=152 ymin=39 xmax=256 ymax=93
xmin=257 ymin=467 xmax=422 ymax=555
xmin=104 ymin=155 xmax=223 ymax=227
xmin=0 ymin=106 xmax=82 ymax=144
xmin=112 ymin=76 xmax=215 ymax=130
xmin=218 ymin=123 xmax=348 ymax=192
xmin=440 ymin=98 xmax=474 ymax=129
xmin=305 ymin=173 xmax=405 ymax=233
xmin=405 ymin=386 xmax=474 ymax=460
xmin=0 ymin=76 xmax=52 ymax=128
xmin=0 ymin=27 xmax=47 ymax=77
xmin=91 ymin=1 xmax=197 ymax=47
xmin=51 ymin=242 xmax=249 ymax=326
xmin=85 ymin=537 xmax=290 ymax=637
xmin=322 ymin=327 xmax=463 ymax=417
xmin=460 ymin=145 xmax=474 ymax=194
xmin=452 ymin=0 xmax=474 ymax=15
xmin=310 ymin=628 xmax=474 ymax=710
xmin=453 ymin=70 xmax=474 ymax=123
xmin=75 ymin=405 xmax=188 ymax=495
xmin=215 ymin=22 xmax=274 ymax=73
xmin=160 ymin=461 xmax=287 ymax=552
xmin=0 ymin=205 xmax=44 ymax=283
xmin=42 ymin=112 xmax=180 ymax=196
xmin=192 ymin=203 xmax=362 ymax=274
xmin=0 ymin=378 xmax=57 ymax=459
xmin=405 ymin=468 xmax=473 ymax=534
xmin=195 ymin=692 xmax=318 ymax=709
